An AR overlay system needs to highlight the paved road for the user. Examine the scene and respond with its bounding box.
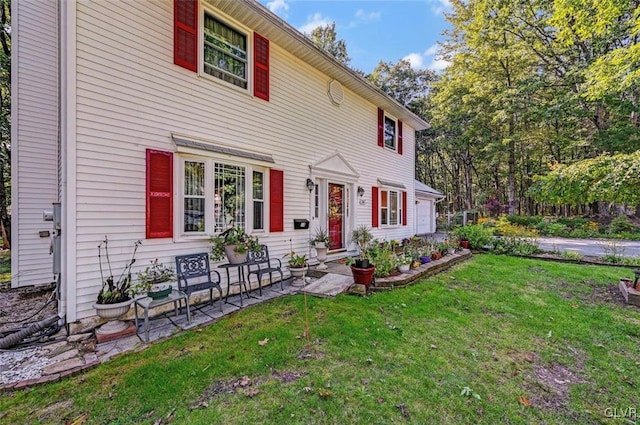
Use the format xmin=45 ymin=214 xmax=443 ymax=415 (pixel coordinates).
xmin=536 ymin=236 xmax=640 ymax=258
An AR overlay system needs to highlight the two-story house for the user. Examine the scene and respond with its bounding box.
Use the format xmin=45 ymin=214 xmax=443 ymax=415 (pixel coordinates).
xmin=12 ymin=0 xmax=430 ymax=328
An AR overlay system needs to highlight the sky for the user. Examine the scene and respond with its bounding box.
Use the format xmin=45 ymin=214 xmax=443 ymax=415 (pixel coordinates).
xmin=258 ymin=0 xmax=452 ymax=74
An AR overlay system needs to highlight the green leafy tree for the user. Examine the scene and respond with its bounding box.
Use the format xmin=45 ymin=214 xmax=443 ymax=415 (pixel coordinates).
xmin=0 ymin=0 xmax=10 ymax=247
xmin=308 ymin=22 xmax=351 ymax=65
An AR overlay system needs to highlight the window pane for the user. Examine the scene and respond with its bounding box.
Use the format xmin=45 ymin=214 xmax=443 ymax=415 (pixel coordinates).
xmin=384 ymin=116 xmax=396 ymax=149
xmin=203 ymin=14 xmax=247 ymax=89
xmin=253 ymin=171 xmax=263 ymax=199
xmin=253 ymin=201 xmax=264 ymax=230
xmin=253 ymin=171 xmax=264 ymax=230
xmin=381 ymin=208 xmax=388 ymax=225
xmin=184 ymin=161 xmax=204 ymax=196
xmin=184 ymin=161 xmax=205 ymax=233
xmin=390 ymin=191 xmax=398 ymax=225
xmin=184 ymin=198 xmax=205 ymax=232
xmin=381 ymin=190 xmax=388 ymax=207
xmin=214 ymin=163 xmax=245 ymax=232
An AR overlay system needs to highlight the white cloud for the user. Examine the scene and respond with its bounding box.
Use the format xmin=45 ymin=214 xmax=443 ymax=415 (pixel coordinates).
xmin=403 ymin=45 xmax=451 ymax=71
xmin=427 ymin=58 xmax=451 ymax=71
xmin=298 ymin=13 xmax=332 ymax=34
xmin=424 ymin=44 xmax=439 ymax=56
xmin=403 ymin=53 xmax=424 ymax=69
xmin=266 ymin=0 xmax=289 ymax=17
xmin=429 ymin=0 xmax=452 ymax=15
xmin=354 ymin=9 xmax=382 ymax=23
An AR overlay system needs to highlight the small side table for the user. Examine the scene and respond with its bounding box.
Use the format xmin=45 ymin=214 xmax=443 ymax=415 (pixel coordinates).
xmin=134 ymin=289 xmax=191 ymax=342
xmin=218 ymin=262 xmax=252 ymax=307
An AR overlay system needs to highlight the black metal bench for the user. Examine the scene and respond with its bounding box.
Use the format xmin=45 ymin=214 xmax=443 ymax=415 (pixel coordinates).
xmin=247 ymin=244 xmax=284 ymax=294
xmin=175 ymin=253 xmax=223 ymax=312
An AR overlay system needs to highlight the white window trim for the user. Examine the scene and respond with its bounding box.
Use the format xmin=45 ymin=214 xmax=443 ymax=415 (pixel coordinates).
xmin=383 ymin=113 xmax=398 ymax=152
xmin=199 ymin=3 xmax=254 ymax=96
xmin=174 ymin=154 xmax=268 ymax=241
xmin=379 ymin=187 xmax=403 ymax=228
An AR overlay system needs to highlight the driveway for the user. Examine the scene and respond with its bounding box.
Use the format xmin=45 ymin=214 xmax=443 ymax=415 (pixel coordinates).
xmin=535 ymin=236 xmax=640 ymax=258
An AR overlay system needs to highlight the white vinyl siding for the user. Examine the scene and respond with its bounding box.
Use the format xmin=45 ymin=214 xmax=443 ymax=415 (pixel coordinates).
xmin=11 ymin=0 xmax=59 ymax=287
xmin=64 ymin=0 xmax=417 ymax=319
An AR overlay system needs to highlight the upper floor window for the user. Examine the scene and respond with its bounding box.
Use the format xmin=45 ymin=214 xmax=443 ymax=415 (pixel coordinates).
xmin=384 ymin=116 xmax=397 ymax=150
xmin=203 ymin=14 xmax=247 ymax=89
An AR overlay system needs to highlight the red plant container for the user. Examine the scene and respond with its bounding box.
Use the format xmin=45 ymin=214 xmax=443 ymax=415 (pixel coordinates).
xmin=351 ymin=265 xmax=375 ymax=287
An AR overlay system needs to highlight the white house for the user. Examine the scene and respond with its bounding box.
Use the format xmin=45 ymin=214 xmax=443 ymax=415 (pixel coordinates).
xmin=11 ymin=0 xmax=430 ymax=328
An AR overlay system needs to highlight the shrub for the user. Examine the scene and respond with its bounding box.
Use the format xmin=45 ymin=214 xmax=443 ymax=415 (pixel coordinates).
xmin=506 ymin=215 xmax=543 ymax=227
xmin=495 ymin=215 xmax=538 ymax=238
xmin=608 ymin=214 xmax=639 ymax=235
xmin=450 ymin=224 xmax=494 ymax=250
xmin=545 ymin=223 xmax=569 ymax=236
xmin=491 ymin=236 xmax=541 ymax=255
xmin=367 ymin=240 xmax=397 ymax=278
xmin=561 ymin=251 xmax=583 ymax=261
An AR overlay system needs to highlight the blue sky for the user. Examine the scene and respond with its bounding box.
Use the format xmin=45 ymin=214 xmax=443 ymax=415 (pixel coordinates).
xmin=259 ymin=0 xmax=452 ymax=74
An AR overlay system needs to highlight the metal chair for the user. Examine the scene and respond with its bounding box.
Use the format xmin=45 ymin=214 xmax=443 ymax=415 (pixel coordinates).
xmin=175 ymin=253 xmax=223 ymax=312
xmin=247 ymin=244 xmax=284 ymax=294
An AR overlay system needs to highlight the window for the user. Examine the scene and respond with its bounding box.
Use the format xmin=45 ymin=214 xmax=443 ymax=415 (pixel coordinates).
xmin=180 ymin=158 xmax=265 ymax=235
xmin=214 ymin=163 xmax=245 ymax=232
xmin=252 ymin=171 xmax=264 ymax=230
xmin=203 ymin=14 xmax=247 ymax=89
xmin=384 ymin=116 xmax=397 ymax=150
xmin=184 ymin=161 xmax=205 ymax=232
xmin=380 ymin=189 xmax=401 ymax=226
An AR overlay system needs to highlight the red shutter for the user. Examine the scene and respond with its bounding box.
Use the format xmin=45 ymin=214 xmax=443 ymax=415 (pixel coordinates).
xmin=377 ymin=108 xmax=384 ymax=147
xmin=402 ymin=191 xmax=408 ymax=226
xmin=372 ymin=186 xmax=379 ymax=228
xmin=269 ymin=169 xmax=284 ymax=232
xmin=254 ymin=33 xmax=270 ymax=101
xmin=398 ymin=120 xmax=403 ymax=155
xmin=146 ymin=149 xmax=173 ymax=239
xmin=174 ymin=0 xmax=198 ymax=72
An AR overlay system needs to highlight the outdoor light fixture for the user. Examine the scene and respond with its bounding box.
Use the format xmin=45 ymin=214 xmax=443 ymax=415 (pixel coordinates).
xmin=306 ymin=178 xmax=315 ymax=191
xmin=357 ymin=186 xmax=365 ymax=197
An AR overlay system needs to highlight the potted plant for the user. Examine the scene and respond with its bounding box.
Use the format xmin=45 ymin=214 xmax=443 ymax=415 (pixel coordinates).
xmin=285 ymin=251 xmax=308 ymax=286
xmin=92 ymin=236 xmax=141 ymax=335
xmin=133 ymin=259 xmax=175 ymax=299
xmin=310 ymin=226 xmax=330 ymax=270
xmin=210 ymin=226 xmax=260 ymax=264
xmin=350 ymin=225 xmax=375 ymax=287
xmin=397 ymin=254 xmax=412 ymax=273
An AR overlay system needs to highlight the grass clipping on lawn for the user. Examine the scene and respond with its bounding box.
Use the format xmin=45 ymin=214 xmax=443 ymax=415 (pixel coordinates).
xmin=2 ymin=255 xmax=639 ymax=425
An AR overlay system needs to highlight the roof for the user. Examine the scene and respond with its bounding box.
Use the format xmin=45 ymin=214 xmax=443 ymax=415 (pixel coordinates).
xmin=414 ymin=180 xmax=444 ymax=199
xmin=205 ymin=0 xmax=429 ymax=131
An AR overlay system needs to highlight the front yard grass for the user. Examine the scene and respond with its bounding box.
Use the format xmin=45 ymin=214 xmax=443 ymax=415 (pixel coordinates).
xmin=2 ymin=255 xmax=639 ymax=424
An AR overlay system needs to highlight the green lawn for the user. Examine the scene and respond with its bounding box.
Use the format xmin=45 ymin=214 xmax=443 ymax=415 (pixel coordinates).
xmin=2 ymin=255 xmax=639 ymax=424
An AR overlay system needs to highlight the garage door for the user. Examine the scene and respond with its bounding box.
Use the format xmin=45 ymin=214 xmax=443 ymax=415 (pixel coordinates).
xmin=415 ymin=199 xmax=432 ymax=234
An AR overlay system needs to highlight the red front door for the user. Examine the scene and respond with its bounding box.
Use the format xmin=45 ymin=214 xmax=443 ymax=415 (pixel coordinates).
xmin=328 ymin=183 xmax=344 ymax=250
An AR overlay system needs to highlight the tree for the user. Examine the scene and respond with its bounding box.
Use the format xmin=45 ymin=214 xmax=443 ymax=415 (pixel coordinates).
xmin=0 ymin=0 xmax=9 ymax=247
xmin=308 ymin=22 xmax=351 ymax=65
xmin=529 ymin=151 xmax=640 ymax=207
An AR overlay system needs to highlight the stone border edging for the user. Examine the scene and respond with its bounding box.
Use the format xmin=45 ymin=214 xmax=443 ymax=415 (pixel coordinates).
xmin=365 ymin=249 xmax=473 ymax=292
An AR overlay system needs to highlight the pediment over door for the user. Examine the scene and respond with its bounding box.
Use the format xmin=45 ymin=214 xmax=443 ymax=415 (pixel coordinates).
xmin=310 ymin=151 xmax=359 ymax=182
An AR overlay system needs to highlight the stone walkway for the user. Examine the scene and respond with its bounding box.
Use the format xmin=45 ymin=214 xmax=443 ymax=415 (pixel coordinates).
xmin=0 ymin=251 xmax=471 ymax=392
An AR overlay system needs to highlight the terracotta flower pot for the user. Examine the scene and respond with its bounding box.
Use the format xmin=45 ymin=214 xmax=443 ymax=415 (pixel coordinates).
xmin=459 ymin=240 xmax=470 ymax=249
xmin=350 ymin=265 xmax=375 ymax=287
